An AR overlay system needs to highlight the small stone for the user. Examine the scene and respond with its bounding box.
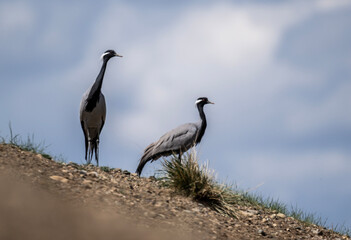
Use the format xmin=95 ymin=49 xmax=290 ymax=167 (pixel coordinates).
xmin=247 ymin=209 xmax=259 ymax=215
xmin=122 ymin=170 xmax=130 ymax=175
xmin=148 ymin=176 xmax=156 ymax=181
xmin=258 ymin=229 xmax=267 ymax=236
xmin=131 ymin=173 xmax=138 ymax=177
xmin=88 ymin=171 xmax=99 ymax=177
xmin=240 ymin=210 xmax=254 ymax=217
xmin=100 ymin=175 xmax=108 ymax=180
xmin=49 ymin=175 xmax=68 ymax=183
xmin=82 ymin=179 xmax=92 ymax=184
xmin=192 ymin=207 xmax=201 ymax=213
xmin=67 ymin=162 xmax=79 ymax=168
xmin=312 ymin=229 xmax=323 ymax=236
xmin=79 ymin=170 xmax=87 ymax=176
xmin=277 ymin=213 xmax=286 ymax=218
xmin=270 ymin=214 xmax=277 ymax=218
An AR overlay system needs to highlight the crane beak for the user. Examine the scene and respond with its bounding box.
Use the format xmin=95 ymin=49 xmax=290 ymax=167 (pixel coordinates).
xmin=207 ymin=101 xmax=214 ymax=104
xmin=115 ymin=53 xmax=123 ymax=57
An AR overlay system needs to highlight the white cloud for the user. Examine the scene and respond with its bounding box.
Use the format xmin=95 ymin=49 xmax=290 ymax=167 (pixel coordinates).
xmin=316 ymin=0 xmax=351 ymax=11
xmin=110 ymin=4 xmax=290 ymax=144
xmin=0 ymin=1 xmax=36 ymax=55
xmin=0 ymin=1 xmax=35 ymax=34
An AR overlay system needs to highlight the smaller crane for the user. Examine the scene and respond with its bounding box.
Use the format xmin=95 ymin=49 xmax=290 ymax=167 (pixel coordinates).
xmin=136 ymin=97 xmax=214 ymax=176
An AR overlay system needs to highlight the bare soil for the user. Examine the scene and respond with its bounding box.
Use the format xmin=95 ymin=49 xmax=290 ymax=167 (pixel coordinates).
xmin=0 ymin=144 xmax=349 ymax=240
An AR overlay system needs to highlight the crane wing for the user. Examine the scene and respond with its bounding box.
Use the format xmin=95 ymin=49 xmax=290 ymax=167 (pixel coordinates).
xmin=152 ymin=123 xmax=199 ymax=156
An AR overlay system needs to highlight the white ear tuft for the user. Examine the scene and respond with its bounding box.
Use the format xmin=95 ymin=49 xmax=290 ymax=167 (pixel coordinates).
xmin=195 ymin=99 xmax=202 ymax=105
xmin=100 ymin=52 xmax=109 ymax=60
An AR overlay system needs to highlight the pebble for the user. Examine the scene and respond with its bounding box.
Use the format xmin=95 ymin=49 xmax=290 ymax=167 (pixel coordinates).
xmin=247 ymin=209 xmax=259 ymax=215
xmin=312 ymin=229 xmax=323 ymax=236
xmin=240 ymin=210 xmax=254 ymax=217
xmin=258 ymin=229 xmax=267 ymax=236
xmin=122 ymin=170 xmax=131 ymax=175
xmin=82 ymin=179 xmax=92 ymax=184
xmin=67 ymin=162 xmax=79 ymax=168
xmin=49 ymin=175 xmax=68 ymax=183
xmin=277 ymin=213 xmax=286 ymax=218
xmin=88 ymin=171 xmax=99 ymax=178
xmin=148 ymin=176 xmax=156 ymax=181
xmin=79 ymin=170 xmax=87 ymax=176
xmin=192 ymin=207 xmax=201 ymax=213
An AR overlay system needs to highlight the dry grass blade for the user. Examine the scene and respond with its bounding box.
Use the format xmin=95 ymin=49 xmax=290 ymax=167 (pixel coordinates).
xmin=161 ymin=150 xmax=236 ymax=218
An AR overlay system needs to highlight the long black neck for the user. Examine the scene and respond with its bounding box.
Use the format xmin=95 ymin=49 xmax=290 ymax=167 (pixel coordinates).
xmin=95 ymin=59 xmax=108 ymax=93
xmin=195 ymin=104 xmax=207 ymax=144
xmin=85 ymin=59 xmax=109 ymax=112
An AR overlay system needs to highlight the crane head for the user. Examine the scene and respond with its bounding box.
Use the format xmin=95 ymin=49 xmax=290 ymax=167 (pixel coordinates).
xmin=195 ymin=97 xmax=214 ymax=106
xmin=100 ymin=49 xmax=123 ymax=60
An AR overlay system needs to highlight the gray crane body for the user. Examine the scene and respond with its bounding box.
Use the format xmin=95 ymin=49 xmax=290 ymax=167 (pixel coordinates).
xmin=142 ymin=121 xmax=201 ymax=162
xmin=136 ymin=97 xmax=213 ymax=176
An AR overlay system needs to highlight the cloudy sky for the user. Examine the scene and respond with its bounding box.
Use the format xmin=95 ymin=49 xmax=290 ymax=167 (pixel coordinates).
xmin=1 ymin=0 xmax=350 ymax=229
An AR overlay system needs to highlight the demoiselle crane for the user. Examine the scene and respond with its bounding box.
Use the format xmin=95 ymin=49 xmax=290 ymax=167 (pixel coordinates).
xmin=136 ymin=97 xmax=214 ymax=176
xmin=79 ymin=49 xmax=122 ymax=166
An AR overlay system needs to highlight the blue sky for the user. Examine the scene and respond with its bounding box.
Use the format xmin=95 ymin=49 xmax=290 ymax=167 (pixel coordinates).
xmin=1 ymin=0 xmax=350 ymax=229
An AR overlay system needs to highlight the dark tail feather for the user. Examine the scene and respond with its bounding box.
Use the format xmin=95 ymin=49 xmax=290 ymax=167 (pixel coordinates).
xmin=136 ymin=156 xmax=150 ymax=176
xmin=136 ymin=143 xmax=155 ymax=176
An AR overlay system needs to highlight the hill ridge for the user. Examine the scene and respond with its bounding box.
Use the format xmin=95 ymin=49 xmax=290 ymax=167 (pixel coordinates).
xmin=0 ymin=143 xmax=348 ymax=240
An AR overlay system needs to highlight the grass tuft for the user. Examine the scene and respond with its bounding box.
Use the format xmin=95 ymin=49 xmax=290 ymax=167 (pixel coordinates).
xmin=2 ymin=123 xmax=53 ymax=160
xmin=100 ymin=166 xmax=112 ymax=173
xmin=161 ymin=150 xmax=236 ymax=217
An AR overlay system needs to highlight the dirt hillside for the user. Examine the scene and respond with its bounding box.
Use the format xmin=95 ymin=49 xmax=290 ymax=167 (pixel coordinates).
xmin=0 ymin=144 xmax=348 ymax=240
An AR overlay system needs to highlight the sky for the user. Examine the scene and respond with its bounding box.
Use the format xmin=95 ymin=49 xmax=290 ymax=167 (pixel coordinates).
xmin=1 ymin=0 xmax=350 ymax=230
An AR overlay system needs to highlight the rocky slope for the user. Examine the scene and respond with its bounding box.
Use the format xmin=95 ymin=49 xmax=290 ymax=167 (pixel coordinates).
xmin=0 ymin=143 xmax=349 ymax=240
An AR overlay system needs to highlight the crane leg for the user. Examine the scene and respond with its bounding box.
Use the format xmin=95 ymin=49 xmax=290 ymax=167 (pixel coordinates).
xmin=178 ymin=152 xmax=182 ymax=163
xmin=95 ymin=139 xmax=99 ymax=167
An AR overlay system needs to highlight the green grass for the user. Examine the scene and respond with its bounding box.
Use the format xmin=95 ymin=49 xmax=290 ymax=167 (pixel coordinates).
xmin=160 ymin=150 xmax=350 ymax=237
xmin=238 ymin=191 xmax=350 ymax=236
xmin=100 ymin=166 xmax=113 ymax=173
xmin=1 ymin=123 xmax=65 ymax=162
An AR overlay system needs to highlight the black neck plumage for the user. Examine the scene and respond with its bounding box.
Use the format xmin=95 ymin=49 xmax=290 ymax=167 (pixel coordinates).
xmin=195 ymin=104 xmax=207 ymax=144
xmin=85 ymin=59 xmax=109 ymax=112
